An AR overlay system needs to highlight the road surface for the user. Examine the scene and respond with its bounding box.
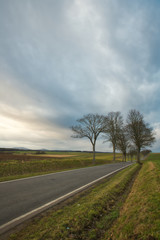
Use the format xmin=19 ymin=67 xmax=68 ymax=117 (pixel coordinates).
xmin=0 ymin=162 xmax=132 ymax=234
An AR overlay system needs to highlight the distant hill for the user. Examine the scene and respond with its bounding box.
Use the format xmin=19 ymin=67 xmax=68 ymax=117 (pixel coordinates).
xmin=0 ymin=147 xmax=30 ymax=151
xmin=0 ymin=147 xmax=111 ymax=153
xmin=14 ymin=147 xmax=30 ymax=150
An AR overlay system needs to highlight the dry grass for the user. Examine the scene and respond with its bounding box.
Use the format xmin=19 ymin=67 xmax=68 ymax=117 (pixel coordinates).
xmin=103 ymin=154 xmax=160 ymax=240
xmin=0 ymin=151 xmax=123 ymax=182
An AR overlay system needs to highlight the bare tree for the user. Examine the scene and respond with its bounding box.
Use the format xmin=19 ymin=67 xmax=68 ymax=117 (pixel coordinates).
xmin=128 ymin=145 xmax=137 ymax=162
xmin=103 ymin=112 xmax=123 ymax=161
xmin=141 ymin=149 xmax=152 ymax=160
xmin=126 ymin=109 xmax=155 ymax=164
xmin=116 ymin=126 xmax=129 ymax=162
xmin=71 ymin=114 xmax=105 ymax=163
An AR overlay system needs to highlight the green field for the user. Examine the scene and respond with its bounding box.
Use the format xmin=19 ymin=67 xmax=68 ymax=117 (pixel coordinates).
xmin=0 ymin=151 xmax=123 ymax=182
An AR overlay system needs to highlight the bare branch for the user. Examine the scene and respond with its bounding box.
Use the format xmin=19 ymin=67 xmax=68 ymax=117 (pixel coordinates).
xmin=103 ymin=112 xmax=123 ymax=161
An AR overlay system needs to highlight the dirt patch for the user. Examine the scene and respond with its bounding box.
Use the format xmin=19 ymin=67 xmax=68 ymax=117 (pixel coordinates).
xmin=28 ymin=154 xmax=77 ymax=158
xmin=148 ymin=161 xmax=155 ymax=171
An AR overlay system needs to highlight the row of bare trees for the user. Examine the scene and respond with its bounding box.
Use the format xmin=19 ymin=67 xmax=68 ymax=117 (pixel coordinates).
xmin=71 ymin=109 xmax=155 ymax=164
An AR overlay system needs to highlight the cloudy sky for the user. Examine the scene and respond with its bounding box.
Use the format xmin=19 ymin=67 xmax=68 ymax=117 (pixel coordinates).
xmin=0 ymin=0 xmax=160 ymax=152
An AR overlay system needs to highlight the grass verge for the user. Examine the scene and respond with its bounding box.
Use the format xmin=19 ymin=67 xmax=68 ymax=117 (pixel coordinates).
xmin=8 ymin=163 xmax=140 ymax=240
xmin=103 ymin=153 xmax=160 ymax=240
xmin=0 ymin=152 xmax=123 ymax=182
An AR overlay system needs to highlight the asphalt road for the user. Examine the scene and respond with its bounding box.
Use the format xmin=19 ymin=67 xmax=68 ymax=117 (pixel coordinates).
xmin=0 ymin=162 xmax=132 ymax=231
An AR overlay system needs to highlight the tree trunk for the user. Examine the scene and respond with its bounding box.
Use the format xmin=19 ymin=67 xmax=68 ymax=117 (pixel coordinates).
xmin=137 ymin=149 xmax=141 ymax=164
xmin=92 ymin=143 xmax=96 ymax=163
xmin=113 ymin=145 xmax=116 ymax=161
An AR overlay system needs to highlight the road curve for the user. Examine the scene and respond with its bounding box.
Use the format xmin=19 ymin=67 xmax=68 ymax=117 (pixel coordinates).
xmin=0 ymin=162 xmax=132 ymax=234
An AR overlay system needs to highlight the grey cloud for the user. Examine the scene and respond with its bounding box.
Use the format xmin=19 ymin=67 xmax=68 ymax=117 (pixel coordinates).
xmin=0 ymin=0 xmax=160 ymax=150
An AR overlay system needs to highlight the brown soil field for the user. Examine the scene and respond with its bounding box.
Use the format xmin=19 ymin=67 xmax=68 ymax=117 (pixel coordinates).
xmin=0 ymin=153 xmax=76 ymax=162
xmin=28 ymin=154 xmax=77 ymax=158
